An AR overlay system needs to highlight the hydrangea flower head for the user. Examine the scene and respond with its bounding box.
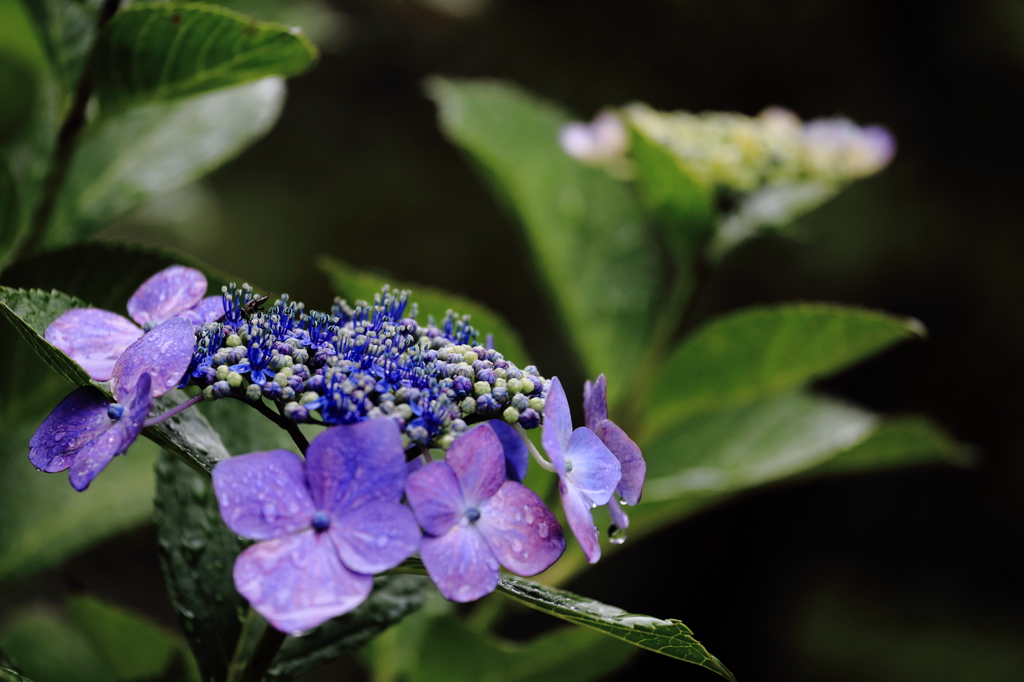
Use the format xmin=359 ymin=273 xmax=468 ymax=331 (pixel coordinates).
xmin=212 ymin=419 xmax=421 ymax=634
xmin=29 ymin=318 xmax=196 ymax=490
xmin=542 ymin=377 xmax=621 ymax=564
xmin=583 ymin=374 xmax=646 ymax=535
xmin=45 ymin=266 xmax=223 ymax=381
xmin=405 ymin=422 xmax=565 ymax=602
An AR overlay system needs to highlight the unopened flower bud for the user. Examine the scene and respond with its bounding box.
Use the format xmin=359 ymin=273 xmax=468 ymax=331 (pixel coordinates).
xmin=502 ymin=407 xmax=521 ymax=424
xmin=216 ymin=364 xmax=230 ymax=381
xmin=460 ymin=397 xmax=477 ymax=415
xmin=474 ymin=381 xmax=491 ymax=397
xmin=519 ymin=377 xmax=535 ymax=394
xmin=283 ymin=401 xmax=308 ymax=421
xmin=518 ymin=408 xmax=541 ymax=429
xmin=246 ymin=384 xmax=263 ymax=401
xmin=226 ymin=371 xmax=244 ymax=388
xmin=529 ymin=397 xmax=545 ymax=412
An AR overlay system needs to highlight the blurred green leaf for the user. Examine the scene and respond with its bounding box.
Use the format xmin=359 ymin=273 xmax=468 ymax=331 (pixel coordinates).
xmin=44 ymin=77 xmax=286 ymax=249
xmin=319 ymin=255 xmax=531 ymax=367
xmin=22 ymin=0 xmax=100 ymax=95
xmin=92 ymin=2 xmax=317 ymax=112
xmin=0 ymin=605 xmax=118 ymax=682
xmin=493 ymin=576 xmax=734 ymax=681
xmin=407 ymin=613 xmax=636 ymax=682
xmin=67 ymin=593 xmax=200 ymax=681
xmin=647 ymin=303 xmax=925 ymax=432
xmin=0 ymin=646 xmax=16 ymax=670
xmin=0 ymin=668 xmax=32 ymax=682
xmin=154 ymin=452 xmax=247 ymax=682
xmin=0 ymin=0 xmax=46 ymax=146
xmin=426 ymin=77 xmax=660 ymax=405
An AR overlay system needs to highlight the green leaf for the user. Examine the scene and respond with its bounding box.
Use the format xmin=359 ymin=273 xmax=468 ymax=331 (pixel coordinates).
xmin=0 ymin=668 xmax=33 ymax=682
xmin=0 ymin=0 xmax=47 ymax=146
xmin=425 ymin=77 xmax=660 ymax=404
xmin=21 ymin=0 xmax=101 ymax=95
xmin=66 ymin=593 xmax=200 ymax=681
xmin=92 ymin=2 xmax=317 ymax=112
xmin=319 ymin=255 xmax=531 ymax=367
xmin=647 ymin=303 xmax=925 ymax=432
xmin=407 ymin=612 xmax=636 ymax=682
xmin=266 ymin=576 xmax=434 ymax=682
xmin=0 ymin=605 xmax=118 ymax=682
xmin=154 ymin=452 xmax=247 ymax=682
xmin=493 ymin=576 xmax=734 ymax=681
xmin=43 ymin=77 xmax=286 ymax=249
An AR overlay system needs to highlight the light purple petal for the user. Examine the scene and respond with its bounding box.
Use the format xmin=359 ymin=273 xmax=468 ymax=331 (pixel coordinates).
xmin=607 ymin=497 xmax=630 ymax=533
xmin=45 ymin=309 xmax=142 ymax=381
xmin=127 ymin=265 xmax=207 ymax=328
xmin=488 ymin=420 xmax=528 ymax=482
xmin=405 ymin=461 xmax=465 ymax=536
xmin=594 ymin=419 xmax=645 ymax=505
xmin=329 ymin=501 xmax=420 ymax=574
xmin=445 ymin=423 xmax=505 ymax=508
xmin=233 ymin=532 xmax=373 ymax=635
xmin=68 ymin=374 xmax=151 ymax=491
xmin=477 ymin=481 xmax=564 ymax=576
xmin=582 ymin=374 xmax=608 ymax=432
xmin=212 ymin=450 xmax=316 ymax=540
xmin=111 ymin=317 xmax=195 ymax=401
xmin=29 ymin=386 xmax=113 ymax=473
xmin=559 ymin=478 xmax=601 ymax=564
xmin=181 ymin=295 xmax=226 ymax=325
xmin=541 ymin=376 xmax=572 ymax=473
xmin=564 ymin=427 xmax=620 ymax=507
xmin=420 ymin=523 xmax=499 ymax=602
xmin=305 ymin=420 xmax=408 ymax=515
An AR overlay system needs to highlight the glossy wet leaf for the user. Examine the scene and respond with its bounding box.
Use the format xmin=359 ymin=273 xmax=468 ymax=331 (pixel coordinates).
xmin=493 ymin=576 xmax=734 ymax=681
xmin=44 ymin=78 xmax=286 ymax=249
xmin=320 ymin=256 xmax=530 ymax=366
xmin=92 ymin=2 xmax=317 ymax=111
xmin=647 ymin=303 xmax=925 ymax=432
xmin=426 ymin=77 xmax=660 ymax=404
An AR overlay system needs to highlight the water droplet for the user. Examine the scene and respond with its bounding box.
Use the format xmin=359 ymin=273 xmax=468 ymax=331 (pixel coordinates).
xmin=511 ymin=539 xmax=523 ymax=554
xmin=523 ymin=505 xmax=534 ymax=524
xmin=54 ymin=432 xmax=64 ymax=442
xmin=609 ymin=525 xmax=627 ymax=545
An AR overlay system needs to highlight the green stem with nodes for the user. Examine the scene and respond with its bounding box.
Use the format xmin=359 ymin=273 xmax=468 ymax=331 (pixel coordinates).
xmin=233 ymin=396 xmax=310 ymax=454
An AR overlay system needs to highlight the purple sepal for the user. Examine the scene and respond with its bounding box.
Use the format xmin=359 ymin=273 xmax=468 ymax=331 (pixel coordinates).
xmin=305 ymin=419 xmax=407 ymax=514
xmin=181 ymin=295 xmax=226 ymax=325
xmin=212 ymin=450 xmax=315 ymax=540
xmin=329 ymin=501 xmax=421 ymax=575
xmin=419 ymin=524 xmax=498 ymax=603
xmin=405 ymin=461 xmax=464 ymax=536
xmin=560 ymin=478 xmax=601 ymax=563
xmin=112 ymin=317 xmax=195 ymax=400
xmin=233 ymin=532 xmax=374 ymax=635
xmin=444 ymin=423 xmax=505 ymax=507
xmin=563 ymin=428 xmax=620 ymax=507
xmin=488 ymin=420 xmax=528 ymax=482
xmin=45 ymin=309 xmax=142 ymax=381
xmin=478 ymin=481 xmax=564 ymax=576
xmin=29 ymin=386 xmax=113 ymax=473
xmin=594 ymin=419 xmax=645 ymax=505
xmin=607 ymin=497 xmax=630 ymax=533
xmin=541 ymin=377 xmax=573 ymax=459
xmin=582 ymin=374 xmax=608 ymax=431
xmin=127 ymin=265 xmax=207 ymax=328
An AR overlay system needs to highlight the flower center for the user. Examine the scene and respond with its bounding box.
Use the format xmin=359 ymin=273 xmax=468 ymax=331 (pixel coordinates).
xmin=466 ymin=507 xmax=481 ymax=523
xmin=107 ymin=403 xmax=125 ymax=421
xmin=311 ymin=511 xmax=331 ymax=531
xmin=564 ymin=459 xmax=573 ymax=473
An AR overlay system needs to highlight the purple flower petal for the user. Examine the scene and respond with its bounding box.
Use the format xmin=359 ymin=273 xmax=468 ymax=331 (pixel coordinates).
xmin=445 ymin=423 xmax=505 ymax=507
xmin=488 ymin=420 xmax=528 ymax=482
xmin=405 ymin=461 xmax=465 ymax=536
xmin=559 ymin=478 xmax=601 ymax=564
xmin=564 ymin=427 xmax=620 ymax=507
xmin=233 ymin=531 xmax=373 ymax=635
xmin=420 ymin=523 xmax=499 ymax=602
xmin=541 ymin=377 xmax=573 ymax=472
xmin=477 ymin=481 xmax=564 ymax=576
xmin=127 ymin=265 xmax=207 ymax=328
xmin=607 ymin=497 xmax=630 ymax=533
xmin=329 ymin=501 xmax=421 ymax=575
xmin=29 ymin=386 xmax=113 ymax=473
xmin=582 ymin=374 xmax=608 ymax=432
xmin=213 ymin=450 xmax=316 ymax=540
xmin=594 ymin=419 xmax=645 ymax=505
xmin=111 ymin=317 xmax=195 ymax=401
xmin=45 ymin=309 xmax=143 ymax=381
xmin=305 ymin=420 xmax=407 ymax=515
xmin=68 ymin=373 xmax=151 ymax=491
xmin=180 ymin=295 xmax=226 ymax=325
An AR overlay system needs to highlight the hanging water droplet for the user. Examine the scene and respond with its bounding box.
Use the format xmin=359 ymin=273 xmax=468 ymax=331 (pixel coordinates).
xmin=608 ymin=524 xmax=627 ymax=545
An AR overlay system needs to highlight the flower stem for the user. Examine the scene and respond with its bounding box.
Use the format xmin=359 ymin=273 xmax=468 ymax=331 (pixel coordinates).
xmin=142 ymin=394 xmax=205 ymax=427
xmin=234 ymin=396 xmax=310 ymax=455
xmin=515 ymin=423 xmax=556 ymax=473
xmin=238 ymin=622 xmax=287 ymax=682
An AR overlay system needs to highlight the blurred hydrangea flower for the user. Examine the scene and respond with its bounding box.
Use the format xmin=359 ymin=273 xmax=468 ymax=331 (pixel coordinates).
xmin=542 ymin=377 xmax=620 ymax=564
xmin=30 ymin=318 xmax=196 ymax=490
xmin=559 ymin=111 xmax=630 ymax=168
xmin=213 ymin=420 xmax=421 ymax=634
xmin=802 ymin=117 xmax=896 ymax=180
xmin=583 ymin=374 xmax=646 ymax=538
xmin=405 ymin=422 xmax=565 ymax=602
xmin=46 ymin=265 xmax=224 ymax=381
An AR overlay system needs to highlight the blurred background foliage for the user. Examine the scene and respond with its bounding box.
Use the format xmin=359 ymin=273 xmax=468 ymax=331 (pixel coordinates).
xmin=4 ymin=0 xmax=1024 ymax=680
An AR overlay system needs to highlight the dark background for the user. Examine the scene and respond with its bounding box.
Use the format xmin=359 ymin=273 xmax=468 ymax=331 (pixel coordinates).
xmin=93 ymin=0 xmax=1024 ymax=679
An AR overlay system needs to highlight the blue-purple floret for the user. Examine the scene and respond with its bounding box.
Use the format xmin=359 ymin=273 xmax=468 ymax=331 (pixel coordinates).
xmin=188 ymin=285 xmax=551 ymax=449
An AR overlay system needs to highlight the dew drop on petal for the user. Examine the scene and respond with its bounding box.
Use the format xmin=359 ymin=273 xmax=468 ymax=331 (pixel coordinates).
xmin=523 ymin=505 xmax=534 ymax=524
xmin=537 ymin=523 xmax=549 ymax=539
xmin=376 ymin=536 xmax=389 ymax=548
xmin=511 ymin=539 xmax=523 ymax=554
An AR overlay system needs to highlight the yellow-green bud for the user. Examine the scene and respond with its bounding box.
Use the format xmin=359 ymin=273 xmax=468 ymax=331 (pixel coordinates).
xmin=503 ymin=407 xmax=521 ymax=424
xmin=225 ymin=334 xmax=242 ymax=347
xmin=226 ymin=371 xmax=244 ymax=388
xmin=299 ymin=391 xmax=320 ymax=405
xmin=520 ymin=377 xmax=535 ymax=394
xmin=529 ymin=397 xmax=545 ymax=412
xmin=474 ymin=381 xmax=491 ymax=397
xmin=216 ymin=364 xmax=230 ymax=381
